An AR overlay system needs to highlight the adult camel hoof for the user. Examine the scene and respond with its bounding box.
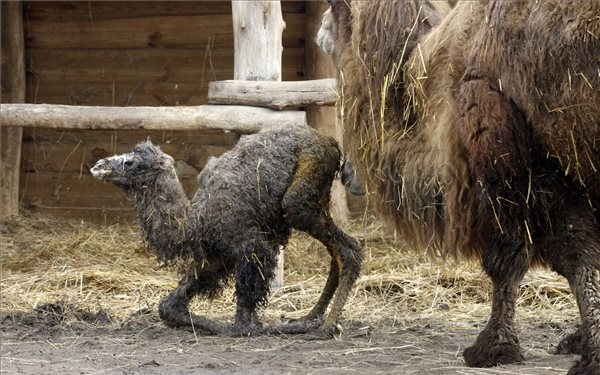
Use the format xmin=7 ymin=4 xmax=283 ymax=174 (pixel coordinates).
xmin=555 ymin=330 xmax=583 ymax=355
xmin=463 ymin=342 xmax=524 ymax=367
xmin=566 ymin=357 xmax=600 ymax=375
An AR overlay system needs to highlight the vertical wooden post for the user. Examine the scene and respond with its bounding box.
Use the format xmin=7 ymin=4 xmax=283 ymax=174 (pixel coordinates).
xmin=305 ymin=1 xmax=350 ymax=224
xmin=231 ymin=1 xmax=285 ymax=81
xmin=231 ymin=0 xmax=286 ymax=288
xmin=1 ymin=1 xmax=25 ymax=216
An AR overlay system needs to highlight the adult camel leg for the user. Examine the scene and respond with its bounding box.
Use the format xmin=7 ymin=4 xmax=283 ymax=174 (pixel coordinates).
xmin=463 ymin=239 xmax=528 ymax=367
xmin=542 ymin=200 xmax=600 ymax=375
xmin=563 ymin=268 xmax=600 ymax=375
xmin=458 ymin=78 xmax=537 ymax=366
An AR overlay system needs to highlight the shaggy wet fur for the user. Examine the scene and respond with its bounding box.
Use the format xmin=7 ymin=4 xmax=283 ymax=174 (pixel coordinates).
xmin=91 ymin=124 xmax=363 ymax=336
xmin=318 ymin=1 xmax=600 ymax=374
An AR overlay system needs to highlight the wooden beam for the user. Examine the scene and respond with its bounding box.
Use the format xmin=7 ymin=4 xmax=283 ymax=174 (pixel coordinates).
xmin=207 ymin=78 xmax=338 ymax=109
xmin=0 ymin=104 xmax=307 ymax=133
xmin=0 ymin=1 xmax=25 ymax=216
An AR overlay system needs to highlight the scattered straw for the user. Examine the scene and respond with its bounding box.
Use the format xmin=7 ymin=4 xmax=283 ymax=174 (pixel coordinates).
xmin=0 ymin=212 xmax=578 ymax=329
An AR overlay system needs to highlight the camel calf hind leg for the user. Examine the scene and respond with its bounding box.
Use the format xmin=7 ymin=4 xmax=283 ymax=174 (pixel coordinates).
xmin=302 ymin=258 xmax=340 ymax=322
xmin=312 ymin=221 xmax=362 ymax=334
xmin=282 ymin=151 xmax=363 ymax=334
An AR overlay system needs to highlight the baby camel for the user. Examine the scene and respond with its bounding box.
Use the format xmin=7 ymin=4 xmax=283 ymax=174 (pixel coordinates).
xmin=91 ymin=124 xmax=362 ymax=336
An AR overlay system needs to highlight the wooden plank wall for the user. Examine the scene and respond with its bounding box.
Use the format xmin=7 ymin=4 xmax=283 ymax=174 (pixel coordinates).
xmin=19 ymin=1 xmax=307 ymax=222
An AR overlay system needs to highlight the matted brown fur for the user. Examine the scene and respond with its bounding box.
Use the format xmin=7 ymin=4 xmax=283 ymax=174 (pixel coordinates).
xmin=335 ymin=0 xmax=452 ymax=258
xmin=332 ymin=0 xmax=600 ymax=261
xmin=321 ymin=1 xmax=600 ymax=373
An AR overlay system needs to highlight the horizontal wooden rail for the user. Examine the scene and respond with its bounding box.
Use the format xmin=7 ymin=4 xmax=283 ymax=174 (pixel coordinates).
xmin=207 ymin=78 xmax=338 ymax=109
xmin=0 ymin=103 xmax=306 ymax=133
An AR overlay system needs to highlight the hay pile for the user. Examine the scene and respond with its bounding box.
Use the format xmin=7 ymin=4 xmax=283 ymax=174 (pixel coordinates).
xmin=0 ymin=212 xmax=577 ymax=330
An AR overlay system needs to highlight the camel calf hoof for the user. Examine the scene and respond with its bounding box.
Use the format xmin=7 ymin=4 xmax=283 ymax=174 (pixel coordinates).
xmin=265 ymin=319 xmax=323 ymax=335
xmin=463 ymin=342 xmax=524 ymax=367
xmin=303 ymin=326 xmax=339 ymax=341
xmin=158 ymin=301 xmax=190 ymax=328
xmin=298 ymin=321 xmax=342 ymax=340
xmin=229 ymin=322 xmax=264 ymax=337
xmin=287 ymin=314 xmax=325 ymax=325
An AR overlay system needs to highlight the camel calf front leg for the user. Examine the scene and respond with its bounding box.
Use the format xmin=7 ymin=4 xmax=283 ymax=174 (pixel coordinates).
xmin=228 ymin=237 xmax=282 ymax=336
xmin=158 ymin=262 xmax=227 ymax=334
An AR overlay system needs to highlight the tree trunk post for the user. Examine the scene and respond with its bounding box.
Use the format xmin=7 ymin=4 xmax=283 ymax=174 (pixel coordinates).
xmin=231 ymin=1 xmax=285 ymax=82
xmin=231 ymin=0 xmax=286 ymax=289
xmin=1 ymin=1 xmax=25 ymax=216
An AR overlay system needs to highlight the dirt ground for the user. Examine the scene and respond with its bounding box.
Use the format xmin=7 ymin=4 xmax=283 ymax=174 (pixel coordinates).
xmin=0 ymin=214 xmax=582 ymax=375
xmin=0 ymin=301 xmax=579 ymax=375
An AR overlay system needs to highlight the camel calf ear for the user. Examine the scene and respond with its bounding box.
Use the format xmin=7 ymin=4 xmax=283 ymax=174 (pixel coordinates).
xmin=157 ymin=154 xmax=175 ymax=170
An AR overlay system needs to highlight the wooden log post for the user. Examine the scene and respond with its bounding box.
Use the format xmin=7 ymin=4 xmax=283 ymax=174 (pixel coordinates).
xmin=0 ymin=1 xmax=25 ymax=216
xmin=231 ymin=0 xmax=286 ymax=289
xmin=231 ymin=1 xmax=285 ymax=82
xmin=305 ymin=1 xmax=350 ymax=224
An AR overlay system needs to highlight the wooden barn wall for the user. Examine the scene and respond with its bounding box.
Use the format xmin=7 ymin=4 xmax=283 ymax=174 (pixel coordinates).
xmin=18 ymin=1 xmax=308 ymax=223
